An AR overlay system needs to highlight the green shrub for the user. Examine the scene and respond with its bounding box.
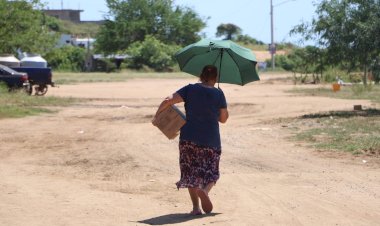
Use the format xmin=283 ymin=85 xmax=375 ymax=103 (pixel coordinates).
xmin=370 ymin=57 xmax=380 ymax=84
xmin=351 ymin=84 xmax=374 ymax=95
xmin=236 ymin=35 xmax=264 ymax=45
xmin=44 ymin=46 xmax=86 ymax=71
xmin=373 ymin=71 xmax=380 ymax=84
xmin=276 ymin=55 xmax=294 ymax=71
xmin=126 ymin=35 xmax=180 ymax=71
xmin=93 ymin=58 xmax=117 ymax=73
xmin=322 ymin=68 xmax=366 ymax=83
xmin=263 ymin=54 xmax=295 ymax=71
xmin=322 ymin=68 xmax=347 ymax=83
xmin=349 ymin=73 xmax=363 ymax=83
xmin=0 ymin=82 xmax=8 ymax=93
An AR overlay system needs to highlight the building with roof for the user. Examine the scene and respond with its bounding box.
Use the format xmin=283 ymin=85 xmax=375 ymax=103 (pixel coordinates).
xmin=43 ymin=9 xmax=83 ymax=23
xmin=43 ymin=9 xmax=105 ymax=25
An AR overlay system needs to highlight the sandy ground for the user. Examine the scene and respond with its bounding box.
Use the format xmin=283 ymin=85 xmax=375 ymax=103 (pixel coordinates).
xmin=0 ymin=73 xmax=379 ymax=226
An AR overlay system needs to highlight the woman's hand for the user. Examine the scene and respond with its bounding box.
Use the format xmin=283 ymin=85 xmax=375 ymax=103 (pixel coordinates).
xmin=152 ymin=93 xmax=184 ymax=126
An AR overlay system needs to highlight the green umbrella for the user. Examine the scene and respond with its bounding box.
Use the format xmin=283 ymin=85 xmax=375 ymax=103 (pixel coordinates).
xmin=175 ymin=39 xmax=260 ymax=86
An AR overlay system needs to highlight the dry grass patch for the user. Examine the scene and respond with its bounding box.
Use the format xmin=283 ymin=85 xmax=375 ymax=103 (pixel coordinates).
xmin=0 ymin=84 xmax=79 ymax=119
xmin=283 ymin=110 xmax=380 ymax=156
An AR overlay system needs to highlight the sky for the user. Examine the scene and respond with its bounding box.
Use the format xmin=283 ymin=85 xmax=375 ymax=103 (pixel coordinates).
xmin=44 ymin=0 xmax=317 ymax=45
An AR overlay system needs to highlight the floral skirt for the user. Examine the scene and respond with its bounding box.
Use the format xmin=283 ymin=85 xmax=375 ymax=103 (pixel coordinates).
xmin=176 ymin=140 xmax=221 ymax=189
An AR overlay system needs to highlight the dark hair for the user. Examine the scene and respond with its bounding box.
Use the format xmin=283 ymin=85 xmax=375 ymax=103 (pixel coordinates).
xmin=200 ymin=65 xmax=218 ymax=82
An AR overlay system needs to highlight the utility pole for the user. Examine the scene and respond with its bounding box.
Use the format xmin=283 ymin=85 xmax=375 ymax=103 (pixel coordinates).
xmin=270 ymin=0 xmax=296 ymax=70
xmin=270 ymin=0 xmax=275 ymax=70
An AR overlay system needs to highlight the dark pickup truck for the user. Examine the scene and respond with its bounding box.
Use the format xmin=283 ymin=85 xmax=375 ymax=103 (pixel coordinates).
xmin=12 ymin=67 xmax=55 ymax=95
xmin=0 ymin=64 xmax=30 ymax=92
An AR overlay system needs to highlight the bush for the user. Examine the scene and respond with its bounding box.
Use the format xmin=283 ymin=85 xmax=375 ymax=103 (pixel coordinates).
xmin=263 ymin=55 xmax=294 ymax=71
xmin=373 ymin=71 xmax=380 ymax=84
xmin=0 ymin=82 xmax=8 ymax=93
xmin=126 ymin=35 xmax=180 ymax=71
xmin=236 ymin=35 xmax=264 ymax=45
xmin=44 ymin=46 xmax=86 ymax=71
xmin=371 ymin=59 xmax=380 ymax=84
xmin=93 ymin=58 xmax=117 ymax=73
xmin=349 ymin=73 xmax=363 ymax=83
xmin=351 ymin=84 xmax=374 ymax=95
xmin=322 ymin=68 xmax=347 ymax=83
xmin=277 ymin=55 xmax=294 ymax=71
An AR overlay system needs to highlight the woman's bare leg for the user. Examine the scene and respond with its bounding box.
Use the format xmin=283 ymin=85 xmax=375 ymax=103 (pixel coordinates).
xmin=188 ymin=188 xmax=201 ymax=214
xmin=204 ymin=182 xmax=215 ymax=193
xmin=197 ymin=182 xmax=215 ymax=213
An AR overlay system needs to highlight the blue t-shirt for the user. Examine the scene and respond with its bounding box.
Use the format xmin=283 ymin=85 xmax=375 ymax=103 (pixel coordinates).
xmin=176 ymin=83 xmax=227 ymax=148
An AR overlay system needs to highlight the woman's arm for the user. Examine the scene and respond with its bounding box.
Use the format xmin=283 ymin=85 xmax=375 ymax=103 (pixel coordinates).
xmin=219 ymin=108 xmax=229 ymax=123
xmin=152 ymin=93 xmax=183 ymax=124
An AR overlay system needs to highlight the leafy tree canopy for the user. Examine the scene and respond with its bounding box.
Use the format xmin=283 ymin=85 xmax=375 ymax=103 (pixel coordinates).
xmin=126 ymin=35 xmax=180 ymax=71
xmin=0 ymin=0 xmax=57 ymax=54
xmin=236 ymin=34 xmax=265 ymax=45
xmin=44 ymin=46 xmax=86 ymax=71
xmin=216 ymin=23 xmax=242 ymax=40
xmin=291 ymin=0 xmax=380 ymax=84
xmin=95 ymin=0 xmax=206 ymax=54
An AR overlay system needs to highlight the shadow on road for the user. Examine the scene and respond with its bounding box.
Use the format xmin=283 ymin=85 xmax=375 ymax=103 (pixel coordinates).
xmin=136 ymin=212 xmax=221 ymax=225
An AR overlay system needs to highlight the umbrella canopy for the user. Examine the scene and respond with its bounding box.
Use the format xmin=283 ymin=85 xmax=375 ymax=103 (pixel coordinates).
xmin=175 ymin=39 xmax=259 ymax=85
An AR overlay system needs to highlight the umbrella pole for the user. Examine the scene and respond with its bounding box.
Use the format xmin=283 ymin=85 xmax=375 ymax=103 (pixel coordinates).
xmin=218 ymin=49 xmax=224 ymax=89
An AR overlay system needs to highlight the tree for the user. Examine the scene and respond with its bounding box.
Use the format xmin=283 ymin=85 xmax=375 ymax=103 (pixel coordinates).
xmin=126 ymin=35 xmax=180 ymax=71
xmin=44 ymin=46 xmax=86 ymax=71
xmin=216 ymin=23 xmax=242 ymax=40
xmin=236 ymin=34 xmax=264 ymax=45
xmin=291 ymin=0 xmax=380 ymax=85
xmin=0 ymin=0 xmax=57 ymax=54
xmin=95 ymin=0 xmax=205 ymax=54
xmin=372 ymin=57 xmax=380 ymax=84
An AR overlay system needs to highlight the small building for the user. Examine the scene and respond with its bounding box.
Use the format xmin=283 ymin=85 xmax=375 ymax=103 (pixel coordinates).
xmin=43 ymin=9 xmax=83 ymax=23
xmin=73 ymin=38 xmax=96 ymax=49
xmin=56 ymin=34 xmax=96 ymax=49
xmin=57 ymin=34 xmax=73 ymax=47
xmin=91 ymin=54 xmax=131 ymax=71
xmin=43 ymin=9 xmax=105 ymax=25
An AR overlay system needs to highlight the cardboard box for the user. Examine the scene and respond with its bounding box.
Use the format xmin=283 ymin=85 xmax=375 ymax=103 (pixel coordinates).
xmin=153 ymin=105 xmax=186 ymax=139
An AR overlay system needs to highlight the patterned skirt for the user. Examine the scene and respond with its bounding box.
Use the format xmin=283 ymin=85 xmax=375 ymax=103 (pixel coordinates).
xmin=176 ymin=140 xmax=221 ymax=189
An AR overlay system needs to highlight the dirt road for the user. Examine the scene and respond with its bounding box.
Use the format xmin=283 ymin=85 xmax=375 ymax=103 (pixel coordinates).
xmin=1 ymin=74 xmax=379 ymax=226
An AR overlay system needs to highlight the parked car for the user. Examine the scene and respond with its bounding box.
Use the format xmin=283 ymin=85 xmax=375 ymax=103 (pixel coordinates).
xmin=11 ymin=67 xmax=55 ymax=95
xmin=0 ymin=64 xmax=30 ymax=93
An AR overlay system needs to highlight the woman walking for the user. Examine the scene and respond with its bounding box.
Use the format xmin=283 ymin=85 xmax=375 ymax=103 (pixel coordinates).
xmin=153 ymin=65 xmax=229 ymax=215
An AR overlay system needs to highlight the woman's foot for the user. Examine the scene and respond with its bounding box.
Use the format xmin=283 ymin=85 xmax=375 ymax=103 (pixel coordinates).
xmin=190 ymin=209 xmax=202 ymax=216
xmin=197 ymin=188 xmax=213 ymax=213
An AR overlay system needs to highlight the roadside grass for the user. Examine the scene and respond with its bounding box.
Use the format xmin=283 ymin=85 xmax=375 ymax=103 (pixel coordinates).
xmin=54 ymin=71 xmax=191 ymax=85
xmin=0 ymin=85 xmax=78 ymax=119
xmin=287 ymin=84 xmax=380 ymax=156
xmin=289 ymin=84 xmax=380 ymax=103
xmin=289 ymin=112 xmax=380 ymax=155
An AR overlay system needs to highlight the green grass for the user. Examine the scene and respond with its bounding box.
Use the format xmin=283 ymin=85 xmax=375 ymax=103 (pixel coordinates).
xmin=54 ymin=71 xmax=192 ymax=85
xmin=290 ymin=85 xmax=380 ymax=103
xmin=0 ymin=85 xmax=79 ymax=119
xmin=287 ymin=84 xmax=380 ymax=155
xmin=0 ymin=105 xmax=53 ymax=118
xmin=291 ymin=114 xmax=380 ymax=155
xmin=60 ymin=20 xmax=100 ymax=36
